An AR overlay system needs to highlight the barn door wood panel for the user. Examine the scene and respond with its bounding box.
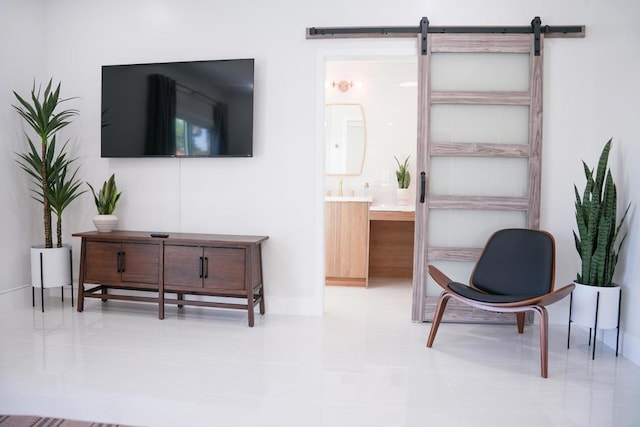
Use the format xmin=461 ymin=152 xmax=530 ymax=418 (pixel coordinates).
xmin=412 ymin=33 xmax=543 ymax=321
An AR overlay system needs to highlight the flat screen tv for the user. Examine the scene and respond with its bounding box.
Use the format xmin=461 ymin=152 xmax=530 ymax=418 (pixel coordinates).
xmin=101 ymin=58 xmax=254 ymax=157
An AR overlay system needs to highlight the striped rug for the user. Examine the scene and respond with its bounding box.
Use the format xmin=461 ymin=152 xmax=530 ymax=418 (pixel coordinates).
xmin=0 ymin=415 xmax=130 ymax=427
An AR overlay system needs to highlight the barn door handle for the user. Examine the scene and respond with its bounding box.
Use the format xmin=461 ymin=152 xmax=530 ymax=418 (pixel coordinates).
xmin=420 ymin=172 xmax=426 ymax=203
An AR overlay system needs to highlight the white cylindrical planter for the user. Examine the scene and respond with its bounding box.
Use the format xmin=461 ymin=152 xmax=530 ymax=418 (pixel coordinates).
xmin=30 ymin=244 xmax=72 ymax=289
xmin=571 ymin=282 xmax=621 ymax=330
xmin=396 ymin=188 xmax=411 ymax=206
xmin=92 ymin=214 xmax=118 ymax=232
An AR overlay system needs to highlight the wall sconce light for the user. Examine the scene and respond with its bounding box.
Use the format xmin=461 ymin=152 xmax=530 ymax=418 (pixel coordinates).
xmin=332 ymin=80 xmax=354 ymax=92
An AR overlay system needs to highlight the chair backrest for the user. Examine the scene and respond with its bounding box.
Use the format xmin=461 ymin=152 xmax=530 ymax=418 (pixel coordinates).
xmin=471 ymin=228 xmax=555 ymax=296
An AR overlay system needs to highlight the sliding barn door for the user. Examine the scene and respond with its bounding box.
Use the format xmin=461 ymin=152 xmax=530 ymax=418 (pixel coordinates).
xmin=412 ymin=33 xmax=544 ymax=321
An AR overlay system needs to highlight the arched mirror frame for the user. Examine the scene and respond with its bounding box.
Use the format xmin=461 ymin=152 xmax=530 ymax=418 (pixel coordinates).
xmin=324 ymin=103 xmax=367 ymax=176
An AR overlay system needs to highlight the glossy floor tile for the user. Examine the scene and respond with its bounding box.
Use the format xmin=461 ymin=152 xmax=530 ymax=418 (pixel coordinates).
xmin=1 ymin=279 xmax=639 ymax=427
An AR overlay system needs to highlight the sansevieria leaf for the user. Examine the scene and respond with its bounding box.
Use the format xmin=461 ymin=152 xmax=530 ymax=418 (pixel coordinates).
xmin=573 ymin=139 xmax=630 ymax=287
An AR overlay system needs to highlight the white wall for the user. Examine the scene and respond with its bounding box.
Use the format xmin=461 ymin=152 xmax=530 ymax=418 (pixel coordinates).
xmin=2 ymin=0 xmax=639 ymax=363
xmin=0 ymin=0 xmax=45 ymax=295
xmin=324 ymin=58 xmax=418 ymax=204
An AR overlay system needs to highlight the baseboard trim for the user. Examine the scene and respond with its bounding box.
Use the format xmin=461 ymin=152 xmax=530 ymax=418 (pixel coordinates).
xmin=0 ymin=284 xmax=30 ymax=295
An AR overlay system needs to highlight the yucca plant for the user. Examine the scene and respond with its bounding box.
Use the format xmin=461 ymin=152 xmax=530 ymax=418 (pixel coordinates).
xmin=87 ymin=174 xmax=122 ymax=215
xmin=574 ymin=139 xmax=630 ymax=287
xmin=14 ymin=80 xmax=81 ymax=248
xmin=394 ymin=155 xmax=411 ymax=189
xmin=47 ymin=143 xmax=86 ymax=247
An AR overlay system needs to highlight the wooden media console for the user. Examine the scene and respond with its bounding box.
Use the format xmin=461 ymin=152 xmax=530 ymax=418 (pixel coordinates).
xmin=73 ymin=231 xmax=268 ymax=326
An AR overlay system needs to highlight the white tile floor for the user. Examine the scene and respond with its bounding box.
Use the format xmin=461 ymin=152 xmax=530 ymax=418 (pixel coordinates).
xmin=1 ymin=279 xmax=639 ymax=427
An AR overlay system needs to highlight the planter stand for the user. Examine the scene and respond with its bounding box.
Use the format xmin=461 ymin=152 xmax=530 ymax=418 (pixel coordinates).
xmin=567 ymin=288 xmax=622 ymax=360
xmin=31 ymin=246 xmax=74 ymax=313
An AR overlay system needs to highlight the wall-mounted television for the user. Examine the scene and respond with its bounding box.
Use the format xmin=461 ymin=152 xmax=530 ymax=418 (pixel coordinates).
xmin=101 ymin=58 xmax=254 ymax=157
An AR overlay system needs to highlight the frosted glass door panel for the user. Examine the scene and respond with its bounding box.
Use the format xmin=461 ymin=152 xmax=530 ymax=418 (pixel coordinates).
xmin=430 ymin=157 xmax=528 ymax=197
xmin=428 ymin=210 xmax=526 ymax=247
xmin=430 ymin=105 xmax=529 ymax=144
xmin=431 ymin=53 xmax=530 ymax=91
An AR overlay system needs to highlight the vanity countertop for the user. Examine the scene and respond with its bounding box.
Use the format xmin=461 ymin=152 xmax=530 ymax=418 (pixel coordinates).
xmin=370 ymin=204 xmax=415 ymax=212
xmin=325 ymin=196 xmax=373 ymax=202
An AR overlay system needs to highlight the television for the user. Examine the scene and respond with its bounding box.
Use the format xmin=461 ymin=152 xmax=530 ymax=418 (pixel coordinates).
xmin=101 ymin=58 xmax=254 ymax=157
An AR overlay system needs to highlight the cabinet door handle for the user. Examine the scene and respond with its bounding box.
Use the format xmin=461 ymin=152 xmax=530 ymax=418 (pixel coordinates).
xmin=420 ymin=171 xmax=426 ymax=203
xmin=203 ymin=257 xmax=209 ymax=279
xmin=199 ymin=256 xmax=204 ymax=278
xmin=117 ymin=251 xmax=125 ymax=273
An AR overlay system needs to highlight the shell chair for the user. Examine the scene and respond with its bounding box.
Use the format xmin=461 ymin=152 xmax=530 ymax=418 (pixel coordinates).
xmin=426 ymin=228 xmax=574 ymax=378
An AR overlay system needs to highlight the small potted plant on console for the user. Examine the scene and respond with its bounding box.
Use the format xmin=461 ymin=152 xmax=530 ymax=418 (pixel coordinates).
xmin=88 ymin=174 xmax=122 ymax=232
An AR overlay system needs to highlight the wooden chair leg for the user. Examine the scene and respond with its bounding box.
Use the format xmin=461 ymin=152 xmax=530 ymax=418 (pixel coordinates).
xmin=426 ymin=292 xmax=451 ymax=348
xmin=516 ymin=312 xmax=526 ymax=334
xmin=534 ymin=306 xmax=549 ymax=378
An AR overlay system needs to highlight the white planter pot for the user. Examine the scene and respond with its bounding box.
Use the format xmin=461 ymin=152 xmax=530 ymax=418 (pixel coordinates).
xmin=92 ymin=214 xmax=118 ymax=232
xmin=571 ymin=282 xmax=621 ymax=330
xmin=30 ymin=244 xmax=72 ymax=289
xmin=396 ymin=188 xmax=411 ymax=206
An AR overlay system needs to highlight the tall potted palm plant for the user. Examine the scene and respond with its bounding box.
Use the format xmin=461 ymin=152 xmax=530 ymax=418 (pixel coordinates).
xmin=570 ymin=139 xmax=630 ymax=353
xmin=13 ymin=80 xmax=84 ymax=305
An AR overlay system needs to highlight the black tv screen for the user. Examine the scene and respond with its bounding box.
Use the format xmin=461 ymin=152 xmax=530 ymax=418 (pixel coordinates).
xmin=101 ymin=58 xmax=254 ymax=157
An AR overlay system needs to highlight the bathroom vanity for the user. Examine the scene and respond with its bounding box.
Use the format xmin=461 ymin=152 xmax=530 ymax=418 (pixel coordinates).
xmin=325 ymin=197 xmax=415 ymax=287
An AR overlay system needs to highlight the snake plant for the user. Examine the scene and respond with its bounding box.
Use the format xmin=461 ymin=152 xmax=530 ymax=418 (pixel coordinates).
xmin=574 ymin=139 xmax=630 ymax=287
xmin=394 ymin=155 xmax=411 ymax=189
xmin=88 ymin=174 xmax=122 ymax=215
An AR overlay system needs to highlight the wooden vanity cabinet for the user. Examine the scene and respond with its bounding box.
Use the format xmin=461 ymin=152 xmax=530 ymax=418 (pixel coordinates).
xmin=325 ymin=201 xmax=370 ymax=287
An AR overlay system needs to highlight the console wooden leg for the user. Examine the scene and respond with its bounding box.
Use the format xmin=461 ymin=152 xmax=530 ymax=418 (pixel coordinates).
xmin=77 ymin=281 xmax=84 ymax=312
xmin=259 ymin=286 xmax=265 ymax=315
xmin=247 ymin=290 xmax=255 ymax=327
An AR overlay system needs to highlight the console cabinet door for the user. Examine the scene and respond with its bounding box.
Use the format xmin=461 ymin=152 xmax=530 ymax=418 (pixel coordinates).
xmin=84 ymin=241 xmax=159 ymax=285
xmin=203 ymin=247 xmax=246 ymax=291
xmin=121 ymin=243 xmax=159 ymax=284
xmin=164 ymin=245 xmax=204 ymax=288
xmin=84 ymin=241 xmax=121 ymax=283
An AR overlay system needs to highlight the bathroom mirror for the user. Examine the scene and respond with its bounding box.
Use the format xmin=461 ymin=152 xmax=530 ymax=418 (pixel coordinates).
xmin=325 ymin=103 xmax=366 ymax=175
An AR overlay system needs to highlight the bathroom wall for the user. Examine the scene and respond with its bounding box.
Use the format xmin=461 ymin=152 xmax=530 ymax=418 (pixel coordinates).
xmin=324 ymin=58 xmax=418 ymax=206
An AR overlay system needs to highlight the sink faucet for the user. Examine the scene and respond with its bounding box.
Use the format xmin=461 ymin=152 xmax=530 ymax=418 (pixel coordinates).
xmin=338 ymin=177 xmax=343 ymax=197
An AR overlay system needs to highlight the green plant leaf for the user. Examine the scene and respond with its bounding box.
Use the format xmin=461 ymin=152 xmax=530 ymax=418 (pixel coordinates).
xmin=573 ymin=139 xmax=630 ymax=286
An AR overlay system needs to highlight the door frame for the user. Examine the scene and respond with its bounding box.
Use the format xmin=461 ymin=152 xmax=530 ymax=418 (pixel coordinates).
xmin=314 ymin=41 xmax=420 ymax=312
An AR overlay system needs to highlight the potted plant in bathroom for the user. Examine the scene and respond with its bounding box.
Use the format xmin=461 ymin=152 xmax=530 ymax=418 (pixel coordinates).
xmin=571 ymin=139 xmax=630 ymax=346
xmin=13 ymin=80 xmax=83 ymax=300
xmin=87 ymin=174 xmax=122 ymax=233
xmin=394 ymin=155 xmax=411 ymax=205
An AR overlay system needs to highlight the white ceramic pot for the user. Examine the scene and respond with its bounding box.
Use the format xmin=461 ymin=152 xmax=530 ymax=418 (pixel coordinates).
xmin=30 ymin=244 xmax=72 ymax=288
xmin=571 ymin=282 xmax=621 ymax=330
xmin=396 ymin=188 xmax=411 ymax=206
xmin=92 ymin=214 xmax=118 ymax=233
